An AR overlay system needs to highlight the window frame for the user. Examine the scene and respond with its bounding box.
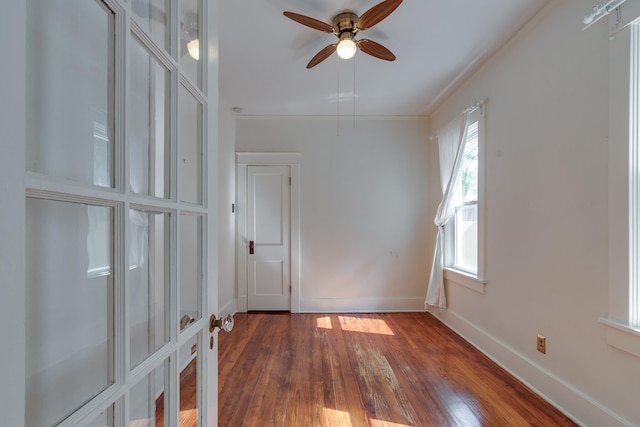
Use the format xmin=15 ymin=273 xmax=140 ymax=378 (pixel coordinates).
xmin=443 ymin=107 xmax=487 ymax=293
xmin=602 ymin=2 xmax=640 ymax=358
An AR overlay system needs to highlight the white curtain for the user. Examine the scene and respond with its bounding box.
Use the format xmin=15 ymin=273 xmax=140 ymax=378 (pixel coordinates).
xmin=425 ymin=112 xmax=470 ymax=311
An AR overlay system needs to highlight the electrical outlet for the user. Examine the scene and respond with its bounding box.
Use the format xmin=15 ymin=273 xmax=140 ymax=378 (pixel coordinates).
xmin=537 ymin=334 xmax=546 ymax=354
xmin=191 ymin=344 xmax=197 ymax=355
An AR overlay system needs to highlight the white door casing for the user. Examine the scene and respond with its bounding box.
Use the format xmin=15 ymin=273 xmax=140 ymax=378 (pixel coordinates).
xmin=0 ymin=0 xmax=220 ymax=425
xmin=236 ymin=153 xmax=301 ymax=313
xmin=247 ymin=165 xmax=291 ymax=311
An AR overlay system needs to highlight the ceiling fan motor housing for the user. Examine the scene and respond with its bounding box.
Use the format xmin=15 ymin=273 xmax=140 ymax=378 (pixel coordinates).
xmin=333 ymin=11 xmax=359 ymax=35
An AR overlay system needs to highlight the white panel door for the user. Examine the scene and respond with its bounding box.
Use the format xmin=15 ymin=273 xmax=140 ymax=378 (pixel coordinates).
xmin=0 ymin=0 xmax=220 ymax=425
xmin=248 ymin=165 xmax=291 ymax=311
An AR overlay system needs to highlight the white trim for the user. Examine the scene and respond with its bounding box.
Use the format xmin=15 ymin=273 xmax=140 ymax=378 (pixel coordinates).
xmin=600 ymin=317 xmax=640 ymax=357
xmin=438 ymin=311 xmax=633 ymax=427
xmin=299 ymin=297 xmax=426 ymax=313
xmin=444 ymin=268 xmax=487 ymax=294
xmin=236 ymin=152 xmax=302 ymax=313
xmin=218 ymin=298 xmax=237 ymax=318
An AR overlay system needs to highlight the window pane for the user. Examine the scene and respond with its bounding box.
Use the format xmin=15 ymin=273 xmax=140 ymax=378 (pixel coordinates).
xmin=130 ymin=35 xmax=171 ymax=199
xmin=461 ymin=121 xmax=479 ymax=203
xmin=454 ymin=203 xmax=478 ymax=273
xmin=130 ymin=210 xmax=170 ymax=369
xmin=180 ymin=0 xmax=202 ymax=87
xmin=179 ymin=340 xmax=199 ymax=425
xmin=179 ymin=215 xmax=202 ymax=329
xmin=179 ymin=86 xmax=203 ymax=204
xmin=26 ymin=0 xmax=115 ymax=187
xmin=131 ymin=0 xmax=170 ymax=53
xmin=25 ymin=199 xmax=114 ymax=427
xmin=87 ymin=404 xmax=115 ymax=427
xmin=130 ymin=360 xmax=169 ymax=426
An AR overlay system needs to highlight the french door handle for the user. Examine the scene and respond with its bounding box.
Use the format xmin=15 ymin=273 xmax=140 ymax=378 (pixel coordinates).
xmin=249 ymin=240 xmax=254 ymax=255
xmin=210 ymin=314 xmax=234 ymax=333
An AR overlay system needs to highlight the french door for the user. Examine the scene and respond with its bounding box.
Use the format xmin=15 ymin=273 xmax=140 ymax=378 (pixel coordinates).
xmin=0 ymin=0 xmax=219 ymax=425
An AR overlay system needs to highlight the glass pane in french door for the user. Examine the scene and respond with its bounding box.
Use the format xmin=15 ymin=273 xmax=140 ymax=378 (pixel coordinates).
xmin=179 ymin=339 xmax=199 ymax=426
xmin=130 ymin=360 xmax=169 ymax=426
xmin=180 ymin=0 xmax=202 ymax=88
xmin=25 ymin=198 xmax=114 ymax=427
xmin=26 ymin=0 xmax=115 ymax=188
xmin=131 ymin=0 xmax=171 ymax=54
xmin=130 ymin=209 xmax=171 ymax=369
xmin=87 ymin=404 xmax=115 ymax=427
xmin=130 ymin=34 xmax=171 ymax=199
xmin=178 ymin=85 xmax=203 ymax=204
xmin=179 ymin=214 xmax=202 ymax=328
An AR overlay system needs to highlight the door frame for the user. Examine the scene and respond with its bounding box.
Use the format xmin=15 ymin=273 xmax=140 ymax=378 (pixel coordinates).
xmin=236 ymin=152 xmax=301 ymax=313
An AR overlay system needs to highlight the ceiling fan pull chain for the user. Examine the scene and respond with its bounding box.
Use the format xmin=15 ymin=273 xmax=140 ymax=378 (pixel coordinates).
xmin=337 ymin=56 xmax=340 ymax=136
xmin=353 ymin=55 xmax=356 ymax=128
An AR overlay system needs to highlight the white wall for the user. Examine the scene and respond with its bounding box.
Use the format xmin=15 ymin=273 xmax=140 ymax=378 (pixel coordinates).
xmin=236 ymin=117 xmax=430 ymax=312
xmin=428 ymin=0 xmax=640 ymax=425
xmin=218 ymin=96 xmax=238 ymax=316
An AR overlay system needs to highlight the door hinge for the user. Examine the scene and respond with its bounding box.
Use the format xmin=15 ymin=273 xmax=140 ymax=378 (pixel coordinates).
xmin=289 ymin=176 xmax=291 ymax=186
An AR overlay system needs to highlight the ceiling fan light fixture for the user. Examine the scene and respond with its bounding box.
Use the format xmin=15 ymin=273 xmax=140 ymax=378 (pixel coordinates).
xmin=337 ymin=35 xmax=357 ymax=60
xmin=187 ymin=38 xmax=200 ymax=60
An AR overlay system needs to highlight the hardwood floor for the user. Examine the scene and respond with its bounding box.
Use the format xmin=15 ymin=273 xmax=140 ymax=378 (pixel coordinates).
xmin=218 ymin=312 xmax=577 ymax=427
xmin=154 ymin=358 xmax=199 ymax=427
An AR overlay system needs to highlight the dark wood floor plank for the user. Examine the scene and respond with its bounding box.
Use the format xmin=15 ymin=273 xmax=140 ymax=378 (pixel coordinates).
xmin=219 ymin=312 xmax=577 ymax=427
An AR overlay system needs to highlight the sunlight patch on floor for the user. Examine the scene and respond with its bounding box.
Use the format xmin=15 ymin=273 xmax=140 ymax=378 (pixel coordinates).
xmin=316 ymin=316 xmax=333 ymax=329
xmin=369 ymin=419 xmax=411 ymax=427
xmin=323 ymin=407 xmax=352 ymax=425
xmin=338 ymin=316 xmax=395 ymax=336
xmin=178 ymin=408 xmax=198 ymax=425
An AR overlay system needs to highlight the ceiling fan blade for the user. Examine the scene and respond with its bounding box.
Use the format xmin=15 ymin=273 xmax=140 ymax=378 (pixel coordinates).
xmin=357 ymin=39 xmax=396 ymax=61
xmin=356 ymin=0 xmax=402 ymax=31
xmin=307 ymin=44 xmax=337 ymax=68
xmin=283 ymin=12 xmax=335 ymax=33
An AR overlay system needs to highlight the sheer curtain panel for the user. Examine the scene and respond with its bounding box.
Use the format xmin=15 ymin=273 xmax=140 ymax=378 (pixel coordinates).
xmin=425 ymin=113 xmax=469 ymax=311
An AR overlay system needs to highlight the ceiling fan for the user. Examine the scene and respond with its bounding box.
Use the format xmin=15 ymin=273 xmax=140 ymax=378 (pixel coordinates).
xmin=283 ymin=0 xmax=403 ymax=69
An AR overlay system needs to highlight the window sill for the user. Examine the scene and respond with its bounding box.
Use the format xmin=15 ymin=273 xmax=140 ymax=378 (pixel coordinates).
xmin=599 ymin=317 xmax=640 ymax=358
xmin=444 ymin=268 xmax=487 ymax=294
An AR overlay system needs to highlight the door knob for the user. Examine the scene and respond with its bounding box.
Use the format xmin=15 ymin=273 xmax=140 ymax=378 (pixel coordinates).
xmin=209 ymin=314 xmax=234 ymax=333
xmin=249 ymin=240 xmax=254 ymax=255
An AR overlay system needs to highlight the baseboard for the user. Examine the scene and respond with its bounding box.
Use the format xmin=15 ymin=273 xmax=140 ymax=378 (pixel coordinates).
xmin=299 ymin=297 xmax=425 ymax=313
xmin=436 ymin=310 xmax=632 ymax=427
xmin=219 ymin=298 xmax=238 ymax=317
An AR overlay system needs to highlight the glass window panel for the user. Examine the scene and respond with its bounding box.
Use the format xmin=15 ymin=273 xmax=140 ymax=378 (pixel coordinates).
xmin=130 ymin=210 xmax=170 ymax=369
xmin=130 ymin=360 xmax=169 ymax=426
xmin=179 ymin=86 xmax=203 ymax=204
xmin=131 ymin=0 xmax=170 ymax=53
xmin=26 ymin=0 xmax=115 ymax=187
xmin=25 ymin=198 xmax=114 ymax=427
xmin=460 ymin=122 xmax=479 ymax=203
xmin=179 ymin=340 xmax=199 ymax=425
xmin=86 ymin=404 xmax=115 ymax=427
xmin=454 ymin=203 xmax=478 ymax=274
xmin=179 ymin=215 xmax=202 ymax=329
xmin=180 ymin=0 xmax=202 ymax=87
xmin=130 ymin=35 xmax=171 ymax=199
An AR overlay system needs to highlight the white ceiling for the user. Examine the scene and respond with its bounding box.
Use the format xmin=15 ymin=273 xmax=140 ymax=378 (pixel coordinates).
xmin=219 ymin=0 xmax=551 ymax=117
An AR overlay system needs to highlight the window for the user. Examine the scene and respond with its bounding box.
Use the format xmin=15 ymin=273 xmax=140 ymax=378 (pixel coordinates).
xmin=452 ymin=121 xmax=479 ymax=274
xmin=444 ymin=109 xmax=486 ymax=292
xmin=602 ymin=3 xmax=640 ymax=357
